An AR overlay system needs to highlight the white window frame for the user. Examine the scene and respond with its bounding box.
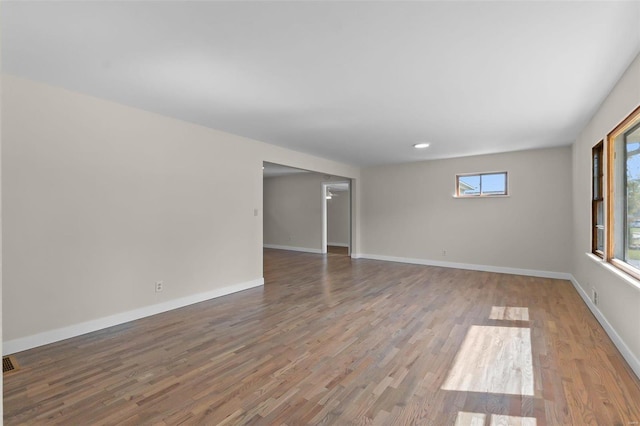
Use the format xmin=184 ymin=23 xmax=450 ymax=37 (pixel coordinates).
xmin=455 ymin=171 xmax=509 ymax=198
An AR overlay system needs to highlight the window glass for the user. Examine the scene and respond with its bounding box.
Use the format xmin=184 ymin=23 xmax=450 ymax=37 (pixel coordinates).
xmin=456 ymin=172 xmax=507 ymax=197
xmin=624 ymin=123 xmax=640 ymax=267
xmin=592 ymin=142 xmax=604 ymax=256
xmin=607 ymin=106 xmax=640 ymax=278
xmin=482 ymin=173 xmax=506 ymax=195
xmin=596 ymin=201 xmax=604 ymax=252
xmin=458 ymin=175 xmax=480 ymax=195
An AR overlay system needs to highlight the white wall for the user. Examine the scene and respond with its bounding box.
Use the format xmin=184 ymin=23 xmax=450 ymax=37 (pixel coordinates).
xmin=263 ymin=173 xmax=322 ymax=252
xmin=0 ymin=70 xmax=4 ymax=418
xmin=328 ymin=191 xmax=350 ymax=246
xmin=360 ymin=146 xmax=573 ymax=276
xmin=1 ymin=75 xmax=360 ymax=352
xmin=571 ymin=53 xmax=640 ymax=376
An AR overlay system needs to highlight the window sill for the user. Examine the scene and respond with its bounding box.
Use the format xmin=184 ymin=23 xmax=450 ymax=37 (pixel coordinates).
xmin=585 ymin=252 xmax=640 ymax=292
xmin=453 ymin=195 xmax=510 ymax=199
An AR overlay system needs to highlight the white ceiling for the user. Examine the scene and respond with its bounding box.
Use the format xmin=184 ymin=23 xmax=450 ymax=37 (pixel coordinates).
xmin=3 ymin=1 xmax=639 ymax=166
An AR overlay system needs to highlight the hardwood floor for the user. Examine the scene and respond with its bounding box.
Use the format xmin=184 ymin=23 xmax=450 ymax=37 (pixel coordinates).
xmin=4 ymin=249 xmax=640 ymax=425
xmin=489 ymin=307 xmax=529 ymax=322
xmin=327 ymin=245 xmax=349 ymax=256
xmin=441 ymin=326 xmax=534 ymax=396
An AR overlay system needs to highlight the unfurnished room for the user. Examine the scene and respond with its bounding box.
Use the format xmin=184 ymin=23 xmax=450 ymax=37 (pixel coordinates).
xmin=1 ymin=1 xmax=640 ymax=425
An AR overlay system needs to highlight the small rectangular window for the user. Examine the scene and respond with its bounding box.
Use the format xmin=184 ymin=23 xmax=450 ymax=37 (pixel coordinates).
xmin=456 ymin=172 xmax=508 ymax=197
xmin=592 ymin=141 xmax=604 ymax=257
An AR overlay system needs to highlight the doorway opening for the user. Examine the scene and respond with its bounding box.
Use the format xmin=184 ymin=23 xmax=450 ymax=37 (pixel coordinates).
xmin=322 ymin=181 xmax=351 ymax=256
xmin=262 ymin=162 xmax=352 ymax=258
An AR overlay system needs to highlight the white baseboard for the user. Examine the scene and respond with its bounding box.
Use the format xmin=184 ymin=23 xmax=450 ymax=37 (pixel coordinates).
xmin=353 ymin=252 xmax=640 ymax=380
xmin=263 ymin=244 xmax=323 ymax=254
xmin=3 ymin=278 xmax=264 ymax=355
xmin=355 ymin=253 xmax=571 ymax=280
xmin=328 ymin=242 xmax=349 ymax=247
xmin=569 ymin=275 xmax=640 ymax=379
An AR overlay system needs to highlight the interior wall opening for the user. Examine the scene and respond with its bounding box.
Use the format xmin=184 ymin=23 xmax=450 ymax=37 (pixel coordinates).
xmin=262 ymin=162 xmax=352 ymax=263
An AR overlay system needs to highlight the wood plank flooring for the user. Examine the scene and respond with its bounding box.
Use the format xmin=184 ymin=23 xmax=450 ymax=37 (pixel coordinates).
xmin=489 ymin=307 xmax=529 ymax=322
xmin=327 ymin=245 xmax=349 ymax=256
xmin=4 ymin=249 xmax=640 ymax=425
xmin=441 ymin=326 xmax=534 ymax=396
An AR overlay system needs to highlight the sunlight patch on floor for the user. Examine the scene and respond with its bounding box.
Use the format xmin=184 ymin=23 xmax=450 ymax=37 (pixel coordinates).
xmin=489 ymin=306 xmax=529 ymax=321
xmin=455 ymin=412 xmax=537 ymax=426
xmin=442 ymin=326 xmax=534 ymax=395
xmin=455 ymin=411 xmax=486 ymax=426
xmin=490 ymin=414 xmax=537 ymax=426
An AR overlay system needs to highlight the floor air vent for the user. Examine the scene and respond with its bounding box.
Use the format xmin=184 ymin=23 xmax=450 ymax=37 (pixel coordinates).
xmin=3 ymin=356 xmax=19 ymax=373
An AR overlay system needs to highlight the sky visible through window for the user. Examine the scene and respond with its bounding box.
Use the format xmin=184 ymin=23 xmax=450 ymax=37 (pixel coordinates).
xmin=459 ymin=173 xmax=506 ymax=195
xmin=625 ymin=126 xmax=640 ymax=266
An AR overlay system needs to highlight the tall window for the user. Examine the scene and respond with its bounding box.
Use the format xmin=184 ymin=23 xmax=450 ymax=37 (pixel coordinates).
xmin=592 ymin=141 xmax=604 ymax=257
xmin=607 ymin=106 xmax=640 ymax=278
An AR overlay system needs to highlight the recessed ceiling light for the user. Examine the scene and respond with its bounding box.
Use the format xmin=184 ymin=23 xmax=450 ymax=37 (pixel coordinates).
xmin=413 ymin=143 xmax=430 ymax=149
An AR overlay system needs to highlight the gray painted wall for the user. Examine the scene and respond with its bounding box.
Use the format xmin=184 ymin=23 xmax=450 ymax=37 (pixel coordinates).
xmin=2 ymin=75 xmax=360 ymax=346
xmin=360 ymin=146 xmax=573 ymax=273
xmin=571 ymin=53 xmax=640 ymax=372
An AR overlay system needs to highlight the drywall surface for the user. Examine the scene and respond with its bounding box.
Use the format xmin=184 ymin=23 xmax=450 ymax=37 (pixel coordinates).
xmin=263 ymin=173 xmax=323 ymax=252
xmin=263 ymin=173 xmax=348 ymax=252
xmin=1 ymin=75 xmax=359 ymax=345
xmin=571 ymin=53 xmax=640 ymax=371
xmin=360 ymin=146 xmax=572 ymax=274
xmin=328 ymin=191 xmax=350 ymax=246
xmin=0 ymin=72 xmax=4 ymax=416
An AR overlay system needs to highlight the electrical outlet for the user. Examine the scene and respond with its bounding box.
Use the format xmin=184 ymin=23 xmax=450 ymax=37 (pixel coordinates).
xmin=442 ymin=249 xmax=447 ymax=256
xmin=592 ymin=288 xmax=598 ymax=306
xmin=155 ymin=281 xmax=163 ymax=293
